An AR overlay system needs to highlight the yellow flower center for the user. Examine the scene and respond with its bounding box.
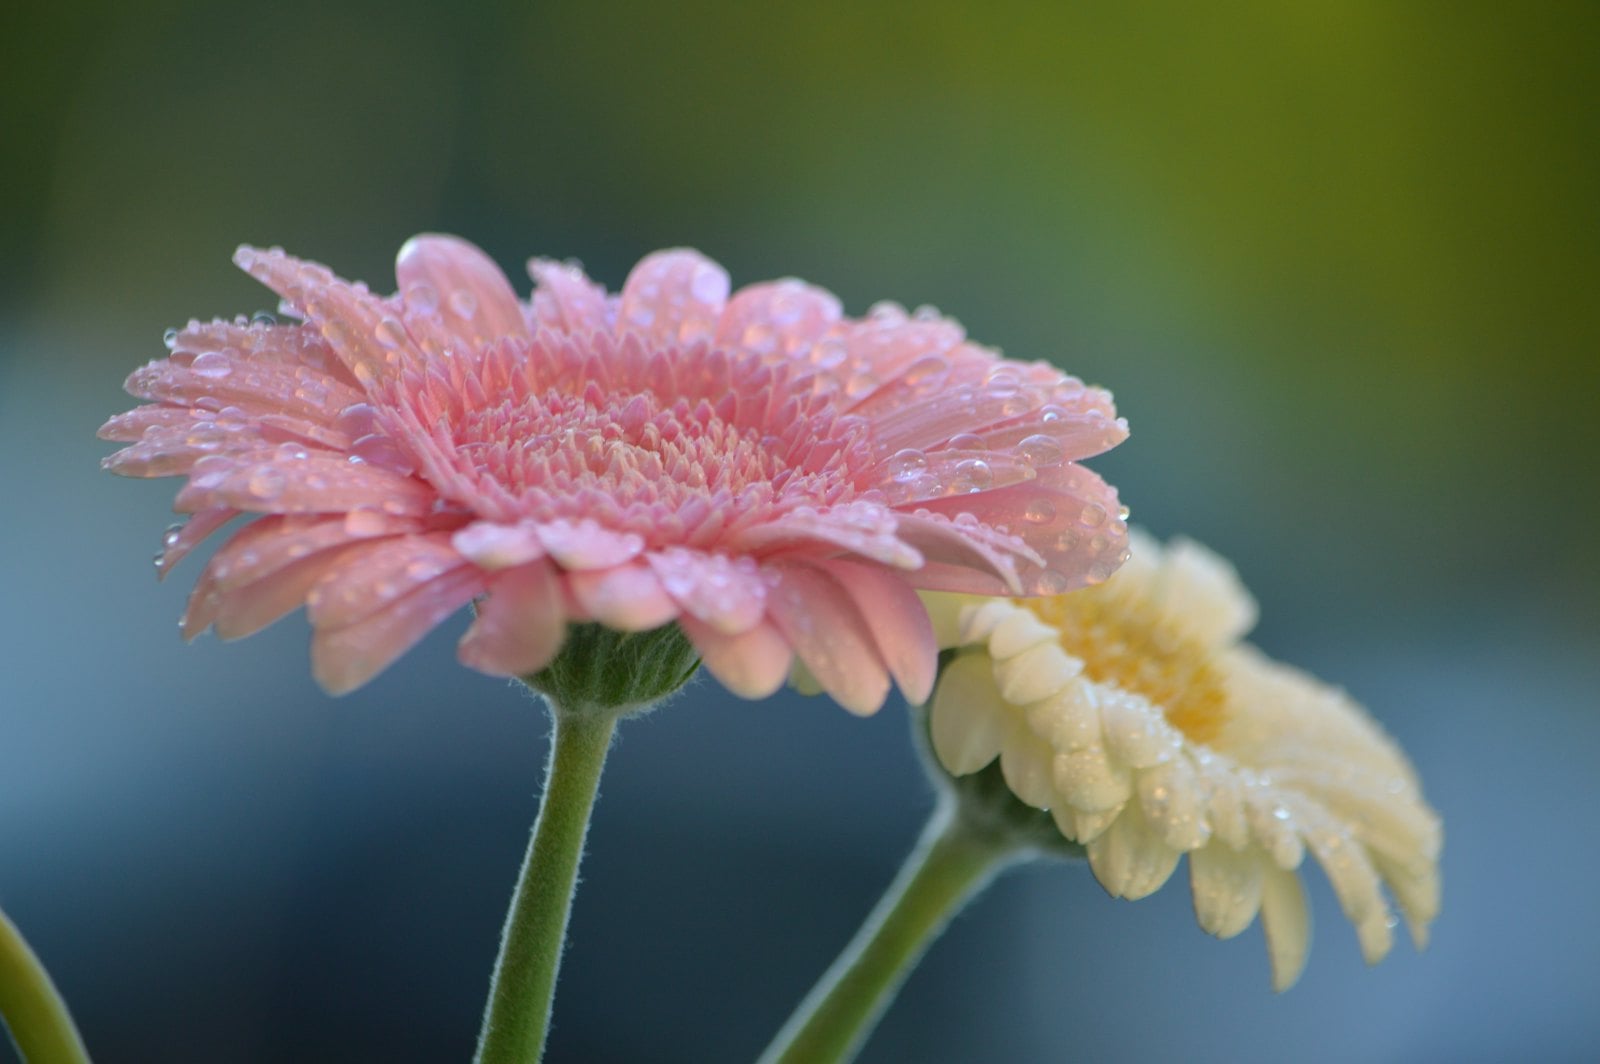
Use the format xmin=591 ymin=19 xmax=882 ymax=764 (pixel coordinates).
xmin=1023 ymin=591 xmax=1228 ymax=745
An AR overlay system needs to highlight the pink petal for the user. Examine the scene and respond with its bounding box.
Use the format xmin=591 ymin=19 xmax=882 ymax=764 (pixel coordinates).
xmin=528 ymin=259 xmax=609 ymax=334
xmin=396 ymin=234 xmax=529 ymax=356
xmin=679 ymin=615 xmax=792 ymax=699
xmin=457 ymin=562 xmax=567 ymax=678
xmin=617 ymin=250 xmax=730 ymax=346
xmin=154 ymin=507 xmax=237 ymax=579
xmin=645 ymin=548 xmax=768 ymax=635
xmin=892 ymin=511 xmax=1032 ymax=594
xmin=566 ymin=563 xmax=679 ymax=631
xmin=312 ymin=566 xmax=484 ymax=694
xmin=306 ymin=533 xmax=470 ymax=630
xmin=451 ymin=521 xmax=546 ymax=570
xmin=122 ymin=353 xmax=363 ymax=425
xmin=174 ymin=453 xmax=434 ymax=517
xmin=733 ymin=501 xmax=923 ymax=570
xmin=715 ymin=280 xmax=841 ymax=361
xmin=534 ymin=518 xmax=645 ymax=570
xmin=167 ymin=317 xmax=357 ymax=385
xmin=212 ymin=550 xmax=352 ymax=640
xmin=917 ymin=467 xmax=1129 ymax=593
xmin=815 ymin=558 xmax=937 ymax=705
xmin=765 ymin=563 xmax=891 ymax=716
xmin=233 ymin=245 xmax=420 ymax=391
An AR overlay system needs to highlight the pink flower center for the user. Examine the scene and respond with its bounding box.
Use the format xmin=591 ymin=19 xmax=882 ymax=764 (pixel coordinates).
xmin=385 ymin=331 xmax=877 ymax=547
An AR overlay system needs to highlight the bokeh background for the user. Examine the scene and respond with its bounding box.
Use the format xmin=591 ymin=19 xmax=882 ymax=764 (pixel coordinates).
xmin=4 ymin=2 xmax=1598 ymax=1061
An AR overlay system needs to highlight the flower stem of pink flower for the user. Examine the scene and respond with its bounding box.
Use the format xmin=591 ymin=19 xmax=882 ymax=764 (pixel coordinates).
xmin=474 ymin=706 xmax=618 ymax=1064
xmin=757 ymin=799 xmax=1019 ymax=1064
xmin=0 ymin=905 xmax=91 ymax=1064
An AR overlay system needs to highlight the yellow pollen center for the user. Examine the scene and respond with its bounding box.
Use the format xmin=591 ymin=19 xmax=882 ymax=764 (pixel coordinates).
xmin=1023 ymin=592 xmax=1228 ymax=745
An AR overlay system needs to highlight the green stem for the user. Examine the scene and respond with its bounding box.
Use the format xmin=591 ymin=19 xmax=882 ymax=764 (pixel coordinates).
xmin=0 ymin=905 xmax=90 ymax=1064
xmin=758 ymin=801 xmax=1015 ymax=1064
xmin=474 ymin=706 xmax=618 ymax=1064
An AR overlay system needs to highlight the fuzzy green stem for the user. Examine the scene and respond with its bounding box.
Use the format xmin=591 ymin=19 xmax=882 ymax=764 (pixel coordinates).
xmin=758 ymin=801 xmax=1016 ymax=1064
xmin=474 ymin=706 xmax=618 ymax=1064
xmin=0 ymin=906 xmax=90 ymax=1064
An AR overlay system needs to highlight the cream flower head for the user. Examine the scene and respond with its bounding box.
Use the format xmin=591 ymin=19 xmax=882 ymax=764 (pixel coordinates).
xmin=923 ymin=530 xmax=1441 ymax=990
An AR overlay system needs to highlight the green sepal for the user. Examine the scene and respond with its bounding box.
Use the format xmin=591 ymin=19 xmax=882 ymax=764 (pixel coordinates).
xmin=520 ymin=621 xmax=701 ymax=717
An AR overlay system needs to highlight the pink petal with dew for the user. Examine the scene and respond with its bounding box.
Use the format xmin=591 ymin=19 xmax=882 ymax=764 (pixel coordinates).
xmin=765 ymin=563 xmax=892 ymax=716
xmin=204 ymin=512 xmax=417 ymax=595
xmin=715 ymin=279 xmax=842 ymax=360
xmin=914 ymin=466 xmax=1128 ymax=593
xmin=679 ymin=616 xmax=793 ymax=700
xmin=234 ymin=245 xmax=422 ymax=391
xmin=816 ymin=558 xmax=937 ymax=705
xmin=452 ymin=521 xmax=546 ymax=570
xmin=567 ymin=563 xmax=680 ymax=631
xmin=167 ymin=318 xmax=357 ymax=385
xmin=313 ymin=566 xmax=484 ymax=694
xmin=457 ymin=563 xmax=567 ymax=678
xmin=154 ymin=507 xmax=236 ymax=579
xmin=174 ymin=453 xmax=434 ymax=517
xmin=893 ymin=511 xmax=1034 ymax=595
xmin=618 ymin=250 xmax=730 ymax=347
xmin=733 ymin=502 xmax=922 ymax=570
xmin=534 ymin=519 xmax=645 ymax=570
xmin=211 ymin=550 xmax=355 ymax=640
xmin=307 ymin=533 xmax=470 ymax=630
xmin=645 ymin=549 xmax=768 ymax=635
xmin=122 ymin=354 xmax=364 ymax=426
xmin=528 ymin=259 xmax=610 ymax=335
xmin=396 ymin=235 xmax=528 ymax=356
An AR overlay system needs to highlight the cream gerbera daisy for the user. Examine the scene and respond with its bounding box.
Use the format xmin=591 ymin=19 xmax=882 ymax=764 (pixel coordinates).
xmin=923 ymin=530 xmax=1441 ymax=990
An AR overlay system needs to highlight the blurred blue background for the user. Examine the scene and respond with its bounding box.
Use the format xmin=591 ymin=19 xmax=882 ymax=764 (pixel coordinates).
xmin=3 ymin=2 xmax=1597 ymax=1060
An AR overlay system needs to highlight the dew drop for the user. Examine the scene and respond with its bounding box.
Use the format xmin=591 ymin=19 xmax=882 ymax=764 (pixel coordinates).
xmin=886 ymin=448 xmax=929 ymax=481
xmin=190 ymin=352 xmax=233 ymax=379
xmin=985 ymin=370 xmax=1022 ymax=397
xmin=902 ymin=356 xmax=949 ymax=388
xmin=251 ymin=311 xmax=277 ymax=327
xmin=1080 ymin=502 xmax=1108 ymax=527
xmin=247 ymin=468 xmax=287 ymax=500
xmin=1023 ymin=498 xmax=1056 ymax=524
xmin=845 ymin=372 xmax=879 ymax=398
xmin=1039 ymin=404 xmax=1068 ymax=423
xmin=162 ymin=327 xmax=180 ymax=347
xmin=810 ymin=341 xmax=847 ymax=369
xmin=1018 ymin=434 xmax=1064 ymax=467
xmin=405 ymin=282 xmax=439 ymax=315
xmin=1036 ymin=569 xmax=1071 ymax=594
xmin=949 ymin=458 xmax=993 ymax=492
xmin=690 ymin=264 xmax=727 ymax=304
xmin=946 ymin=433 xmax=983 ymax=451
xmin=162 ymin=524 xmax=183 ymax=549
xmin=448 ymin=289 xmax=478 ymax=319
xmin=741 ymin=322 xmax=776 ymax=353
xmin=374 ymin=317 xmax=407 ymax=349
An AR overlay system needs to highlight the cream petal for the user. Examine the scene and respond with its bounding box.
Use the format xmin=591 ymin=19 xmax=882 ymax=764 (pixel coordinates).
xmin=1052 ymin=745 xmax=1133 ymax=812
xmin=1099 ymin=689 xmax=1181 ymax=769
xmin=999 ymin=717 xmax=1059 ymax=809
xmin=995 ymin=639 xmax=1078 ymax=706
xmin=987 ymin=605 xmax=1062 ymax=659
xmin=1138 ymin=757 xmax=1212 ymax=852
xmin=929 ymin=652 xmax=1007 ymax=775
xmin=1022 ymin=681 xmax=1100 ymax=753
xmin=1259 ymin=863 xmax=1311 ymax=992
xmin=1188 ymin=843 xmax=1266 ymax=939
xmin=1086 ymin=802 xmax=1182 ymax=901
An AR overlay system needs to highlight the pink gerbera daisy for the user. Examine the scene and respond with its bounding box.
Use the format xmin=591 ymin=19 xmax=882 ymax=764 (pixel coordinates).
xmin=101 ymin=236 xmax=1128 ymax=713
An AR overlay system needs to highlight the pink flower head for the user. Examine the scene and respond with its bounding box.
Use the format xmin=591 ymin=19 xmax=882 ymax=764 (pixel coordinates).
xmin=101 ymin=236 xmax=1128 ymax=713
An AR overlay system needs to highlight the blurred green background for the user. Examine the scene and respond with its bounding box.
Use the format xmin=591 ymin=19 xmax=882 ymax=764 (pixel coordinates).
xmin=3 ymin=2 xmax=1596 ymax=1061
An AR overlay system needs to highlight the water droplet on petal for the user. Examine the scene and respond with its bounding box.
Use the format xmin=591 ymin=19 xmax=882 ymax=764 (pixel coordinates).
xmin=1018 ymin=434 xmax=1064 ymax=467
xmin=950 ymin=458 xmax=993 ymax=492
xmin=448 ymin=289 xmax=478 ymax=319
xmin=1081 ymin=502 xmax=1108 ymax=527
xmin=405 ymin=282 xmax=439 ymax=315
xmin=946 ymin=433 xmax=983 ymax=451
xmin=1024 ymin=498 xmax=1056 ymax=524
xmin=1036 ymin=569 xmax=1071 ymax=594
xmin=845 ymin=372 xmax=879 ymax=398
xmin=162 ymin=328 xmax=180 ymax=347
xmin=374 ymin=317 xmax=407 ymax=350
xmin=190 ymin=352 xmax=233 ymax=379
xmin=887 ymin=448 xmax=928 ymax=482
xmin=247 ymin=467 xmax=287 ymax=500
xmin=1039 ymin=404 xmax=1068 ymax=422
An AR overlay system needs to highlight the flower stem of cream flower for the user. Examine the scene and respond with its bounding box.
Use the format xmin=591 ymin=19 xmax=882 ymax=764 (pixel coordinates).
xmin=474 ymin=705 xmax=618 ymax=1064
xmin=758 ymin=799 xmax=1019 ymax=1064
xmin=0 ymin=905 xmax=91 ymax=1064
